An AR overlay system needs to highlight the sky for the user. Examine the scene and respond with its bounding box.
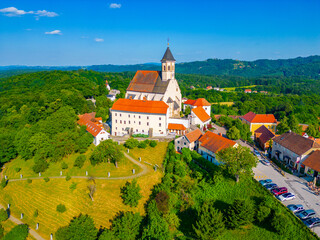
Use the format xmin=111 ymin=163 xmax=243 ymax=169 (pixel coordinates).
xmin=0 ymin=0 xmax=320 ymax=66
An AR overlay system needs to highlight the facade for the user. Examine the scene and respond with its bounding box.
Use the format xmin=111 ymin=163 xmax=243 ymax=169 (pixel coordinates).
xmin=190 ymin=107 xmax=211 ymax=128
xmin=110 ymin=98 xmax=169 ymax=137
xmin=77 ymin=112 xmax=110 ymax=146
xmin=125 ymin=47 xmax=181 ymax=118
xmin=302 ymin=150 xmax=320 ymax=178
xmin=240 ymin=111 xmax=277 ymax=135
xmin=198 ymin=131 xmax=238 ymax=165
xmin=254 ymin=125 xmax=275 ymax=150
xmin=175 ymin=129 xmax=202 ymax=152
xmin=271 ymin=131 xmax=320 ymax=171
xmin=183 ymin=98 xmax=211 ymax=116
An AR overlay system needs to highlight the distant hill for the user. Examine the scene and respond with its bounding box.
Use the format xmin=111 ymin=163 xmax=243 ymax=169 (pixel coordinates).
xmin=1 ymin=55 xmax=320 ymax=78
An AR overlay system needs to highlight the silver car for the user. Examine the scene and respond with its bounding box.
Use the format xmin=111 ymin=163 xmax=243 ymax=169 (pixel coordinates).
xmin=288 ymin=204 xmax=304 ymax=213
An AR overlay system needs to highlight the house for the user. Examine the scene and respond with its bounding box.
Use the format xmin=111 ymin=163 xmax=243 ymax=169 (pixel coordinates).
xmin=198 ymin=131 xmax=238 ymax=165
xmin=183 ymin=98 xmax=211 ymax=116
xmin=260 ymin=91 xmax=268 ymax=94
xmin=168 ymin=123 xmax=187 ymax=136
xmin=240 ymin=111 xmax=277 ymax=135
xmin=244 ymin=89 xmax=252 ymax=93
xmin=175 ymin=129 xmax=202 ymax=152
xmin=125 ymin=47 xmax=181 ymax=118
xmin=206 ymin=86 xmax=212 ymax=90
xmin=190 ymin=107 xmax=211 ymax=128
xmin=254 ymin=125 xmax=275 ymax=150
xmin=105 ymin=79 xmax=111 ymax=91
xmin=253 ymin=90 xmax=257 ymax=93
xmin=110 ymin=98 xmax=169 ymax=137
xmin=301 ymin=150 xmax=320 ymax=177
xmin=271 ymin=131 xmax=320 ymax=171
xmin=107 ymin=89 xmax=121 ymax=101
xmin=214 ymin=87 xmax=220 ymax=91
xmin=77 ymin=113 xmax=110 ymax=146
xmin=181 ymin=97 xmax=188 ymax=103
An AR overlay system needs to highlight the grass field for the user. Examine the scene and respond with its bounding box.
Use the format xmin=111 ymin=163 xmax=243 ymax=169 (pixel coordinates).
xmin=0 ymin=143 xmax=168 ymax=239
xmin=0 ymin=219 xmax=36 ymax=240
xmin=223 ymin=85 xmax=258 ymax=92
xmin=3 ymin=145 xmax=141 ymax=179
xmin=211 ymin=102 xmax=234 ymax=106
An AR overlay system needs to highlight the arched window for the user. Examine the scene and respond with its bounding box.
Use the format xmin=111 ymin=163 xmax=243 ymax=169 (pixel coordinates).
xmin=164 ymin=65 xmax=166 ymax=71
xmin=168 ymin=66 xmax=171 ymax=71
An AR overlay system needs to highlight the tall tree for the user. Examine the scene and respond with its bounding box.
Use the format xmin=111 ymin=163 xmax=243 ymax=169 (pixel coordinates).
xmin=226 ymin=199 xmax=254 ymax=229
xmin=227 ymin=126 xmax=241 ymax=140
xmin=120 ymin=179 xmax=142 ymax=207
xmin=277 ymin=116 xmax=290 ymax=134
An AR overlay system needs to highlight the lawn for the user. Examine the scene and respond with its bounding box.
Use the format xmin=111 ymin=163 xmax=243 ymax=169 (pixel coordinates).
xmin=3 ymin=145 xmax=141 ymax=179
xmin=0 ymin=143 xmax=168 ymax=239
xmin=223 ymin=85 xmax=258 ymax=92
xmin=0 ymin=220 xmax=36 ymax=240
xmin=211 ymin=102 xmax=234 ymax=106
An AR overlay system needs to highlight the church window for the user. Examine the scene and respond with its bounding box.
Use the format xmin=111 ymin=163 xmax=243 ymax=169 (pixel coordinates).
xmin=147 ymin=116 xmax=149 ymax=120
xmin=147 ymin=122 xmax=149 ymax=126
xmin=164 ymin=65 xmax=166 ymax=71
xmin=139 ymin=121 xmax=141 ymax=125
xmin=168 ymin=66 xmax=170 ymax=71
xmin=115 ymin=113 xmax=117 ymax=116
xmin=159 ymin=123 xmax=161 ymax=127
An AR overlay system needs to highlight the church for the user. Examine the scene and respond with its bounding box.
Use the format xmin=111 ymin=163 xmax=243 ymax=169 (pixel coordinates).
xmin=125 ymin=46 xmax=182 ymax=118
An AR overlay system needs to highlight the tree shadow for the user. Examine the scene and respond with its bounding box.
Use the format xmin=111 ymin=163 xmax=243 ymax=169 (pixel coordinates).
xmin=177 ymin=207 xmax=197 ymax=237
xmin=213 ymin=199 xmax=231 ymax=213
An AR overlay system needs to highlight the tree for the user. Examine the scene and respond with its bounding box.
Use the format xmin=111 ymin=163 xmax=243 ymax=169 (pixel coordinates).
xmin=90 ymin=140 xmax=123 ymax=167
xmin=185 ymin=106 xmax=191 ymax=116
xmin=55 ymin=214 xmax=98 ymax=240
xmin=306 ymin=124 xmax=320 ymax=138
xmin=0 ymin=179 xmax=7 ymax=189
xmin=0 ymin=224 xmax=4 ymax=239
xmin=193 ymin=201 xmax=225 ymax=240
xmin=217 ymin=146 xmax=257 ymax=182
xmin=87 ymin=176 xmax=96 ymax=201
xmin=0 ymin=209 xmax=8 ymax=222
xmin=288 ymin=115 xmax=302 ymax=134
xmin=227 ymin=126 xmax=241 ymax=140
xmin=226 ymin=199 xmax=254 ymax=228
xmin=120 ymin=179 xmax=142 ymax=207
xmin=277 ymin=116 xmax=290 ymax=134
xmin=3 ymin=224 xmax=28 ymax=240
xmin=57 ymin=204 xmax=67 ymax=213
xmin=271 ymin=213 xmax=292 ymax=235
xmin=74 ymin=155 xmax=86 ymax=168
xmin=124 ymin=138 xmax=139 ymax=149
xmin=155 ymin=191 xmax=170 ymax=214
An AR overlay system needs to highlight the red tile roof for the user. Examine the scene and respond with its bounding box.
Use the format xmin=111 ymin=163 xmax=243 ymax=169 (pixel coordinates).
xmin=254 ymin=125 xmax=275 ymax=144
xmin=192 ymin=107 xmax=211 ymax=122
xmin=302 ymin=150 xmax=320 ymax=172
xmin=241 ymin=111 xmax=277 ymax=123
xmin=111 ymin=98 xmax=169 ymax=114
xmin=185 ymin=129 xmax=202 ymax=143
xmin=77 ymin=113 xmax=103 ymax=137
xmin=184 ymin=98 xmax=211 ymax=106
xmin=199 ymin=131 xmax=236 ymax=153
xmin=168 ymin=123 xmax=187 ymax=131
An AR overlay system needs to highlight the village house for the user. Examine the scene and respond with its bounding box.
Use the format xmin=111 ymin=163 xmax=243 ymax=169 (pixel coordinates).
xmin=301 ymin=150 xmax=320 ymax=178
xmin=254 ymin=125 xmax=275 ymax=150
xmin=271 ymin=131 xmax=320 ymax=171
xmin=206 ymin=86 xmax=212 ymax=90
xmin=244 ymin=89 xmax=252 ymax=93
xmin=198 ymin=131 xmax=238 ymax=165
xmin=77 ymin=112 xmax=110 ymax=146
xmin=105 ymin=79 xmax=111 ymax=91
xmin=174 ymin=129 xmax=202 ymax=152
xmin=240 ymin=111 xmax=277 ymax=135
xmin=110 ymin=98 xmax=169 ymax=137
xmin=190 ymin=107 xmax=211 ymax=128
xmin=183 ymin=98 xmax=211 ymax=116
xmin=107 ymin=89 xmax=121 ymax=101
xmin=168 ymin=123 xmax=187 ymax=136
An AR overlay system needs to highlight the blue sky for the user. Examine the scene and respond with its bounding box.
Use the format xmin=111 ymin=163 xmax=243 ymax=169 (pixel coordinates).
xmin=0 ymin=0 xmax=319 ymax=66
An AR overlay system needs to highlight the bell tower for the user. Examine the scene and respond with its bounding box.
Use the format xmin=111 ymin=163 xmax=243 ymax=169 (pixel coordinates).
xmin=161 ymin=43 xmax=175 ymax=81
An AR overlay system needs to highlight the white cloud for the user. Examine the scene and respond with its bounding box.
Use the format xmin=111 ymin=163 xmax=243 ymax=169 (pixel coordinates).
xmin=109 ymin=3 xmax=121 ymax=9
xmin=95 ymin=38 xmax=104 ymax=42
xmin=0 ymin=6 xmax=58 ymax=18
xmin=45 ymin=30 xmax=62 ymax=35
xmin=25 ymin=28 xmax=32 ymax=31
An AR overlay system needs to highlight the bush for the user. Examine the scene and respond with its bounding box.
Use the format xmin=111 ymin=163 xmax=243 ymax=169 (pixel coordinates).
xmin=149 ymin=140 xmax=157 ymax=148
xmin=15 ymin=167 xmax=21 ymax=173
xmin=120 ymin=179 xmax=142 ymax=207
xmin=138 ymin=141 xmax=147 ymax=149
xmin=44 ymin=177 xmax=50 ymax=182
xmin=271 ymin=213 xmax=292 ymax=235
xmin=144 ymin=139 xmax=150 ymax=144
xmin=61 ymin=162 xmax=68 ymax=169
xmin=3 ymin=224 xmax=28 ymax=240
xmin=124 ymin=138 xmax=139 ymax=149
xmin=256 ymin=204 xmax=271 ymax=223
xmin=132 ymin=134 xmax=148 ymax=138
xmin=0 ymin=209 xmax=8 ymax=222
xmin=66 ymin=175 xmax=71 ymax=181
xmin=33 ymin=209 xmax=38 ymax=217
xmin=27 ymin=179 xmax=32 ymax=184
xmin=226 ymin=199 xmax=254 ymax=228
xmin=74 ymin=155 xmax=86 ymax=168
xmin=0 ymin=179 xmax=7 ymax=189
xmin=70 ymin=182 xmax=77 ymax=191
xmin=57 ymin=204 xmax=67 ymax=213
xmin=32 ymin=158 xmax=49 ymax=173
xmin=0 ymin=224 xmax=3 ymax=239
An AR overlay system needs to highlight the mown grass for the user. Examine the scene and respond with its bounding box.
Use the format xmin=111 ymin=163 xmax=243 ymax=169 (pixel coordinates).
xmin=3 ymin=145 xmax=141 ymax=179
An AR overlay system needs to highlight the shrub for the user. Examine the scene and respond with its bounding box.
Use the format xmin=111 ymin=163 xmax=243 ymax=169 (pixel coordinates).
xmin=57 ymin=204 xmax=67 ymax=213
xmin=3 ymin=224 xmax=28 ymax=240
xmin=32 ymin=158 xmax=49 ymax=173
xmin=120 ymin=179 xmax=142 ymax=207
xmin=70 ymin=182 xmax=77 ymax=191
xmin=0 ymin=209 xmax=8 ymax=222
xmin=44 ymin=177 xmax=50 ymax=182
xmin=124 ymin=138 xmax=139 ymax=149
xmin=149 ymin=140 xmax=157 ymax=148
xmin=226 ymin=199 xmax=254 ymax=228
xmin=271 ymin=213 xmax=292 ymax=235
xmin=0 ymin=179 xmax=7 ymax=189
xmin=74 ymin=155 xmax=86 ymax=168
xmin=256 ymin=205 xmax=271 ymax=223
xmin=27 ymin=179 xmax=32 ymax=184
xmin=61 ymin=162 xmax=68 ymax=170
xmin=15 ymin=167 xmax=21 ymax=173
xmin=138 ymin=141 xmax=147 ymax=149
xmin=0 ymin=224 xmax=3 ymax=239
xmin=33 ymin=209 xmax=38 ymax=217
xmin=132 ymin=134 xmax=148 ymax=138
xmin=66 ymin=175 xmax=71 ymax=181
xmin=144 ymin=139 xmax=150 ymax=144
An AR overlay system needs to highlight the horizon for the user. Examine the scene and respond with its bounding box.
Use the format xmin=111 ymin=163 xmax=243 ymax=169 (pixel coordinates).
xmin=1 ymin=0 xmax=320 ymax=66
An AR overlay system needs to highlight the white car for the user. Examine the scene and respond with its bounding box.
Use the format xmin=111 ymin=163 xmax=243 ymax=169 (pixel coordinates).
xmin=278 ymin=193 xmax=296 ymax=201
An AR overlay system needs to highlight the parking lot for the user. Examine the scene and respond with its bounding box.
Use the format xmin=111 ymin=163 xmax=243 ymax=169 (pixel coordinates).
xmin=254 ymin=157 xmax=320 ymax=236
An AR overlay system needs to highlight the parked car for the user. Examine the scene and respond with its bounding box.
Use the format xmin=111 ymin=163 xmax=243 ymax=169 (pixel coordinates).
xmin=254 ymin=149 xmax=261 ymax=157
xmin=303 ymin=217 xmax=320 ymax=228
xmin=277 ymin=193 xmax=296 ymax=201
xmin=259 ymin=179 xmax=272 ymax=185
xmin=263 ymin=159 xmax=271 ymax=166
xmin=271 ymin=187 xmax=288 ymax=196
xmin=264 ymin=183 xmax=278 ymax=190
xmin=288 ymin=204 xmax=304 ymax=213
xmin=296 ymin=209 xmax=316 ymax=220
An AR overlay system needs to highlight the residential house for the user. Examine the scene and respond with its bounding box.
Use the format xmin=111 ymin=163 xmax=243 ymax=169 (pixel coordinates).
xmin=198 ymin=131 xmax=238 ymax=165
xmin=77 ymin=112 xmax=110 ymax=146
xmin=107 ymin=89 xmax=121 ymax=101
xmin=271 ymin=131 xmax=320 ymax=171
xmin=254 ymin=125 xmax=275 ymax=150
xmin=183 ymin=98 xmax=211 ymax=116
xmin=105 ymin=79 xmax=111 ymax=91
xmin=240 ymin=111 xmax=277 ymax=135
xmin=206 ymin=86 xmax=212 ymax=90
xmin=175 ymin=129 xmax=202 ymax=152
xmin=244 ymin=89 xmax=252 ymax=93
xmin=301 ymin=150 xmax=320 ymax=177
xmin=214 ymin=87 xmax=220 ymax=91
xmin=190 ymin=107 xmax=211 ymax=128
xmin=168 ymin=123 xmax=187 ymax=136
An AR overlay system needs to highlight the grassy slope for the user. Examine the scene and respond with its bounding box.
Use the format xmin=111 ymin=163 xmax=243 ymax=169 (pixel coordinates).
xmin=0 ymin=143 xmax=168 ymax=238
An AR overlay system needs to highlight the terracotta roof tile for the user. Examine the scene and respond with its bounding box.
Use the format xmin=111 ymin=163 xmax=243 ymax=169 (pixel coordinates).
xmin=254 ymin=125 xmax=275 ymax=144
xmin=199 ymin=131 xmax=236 ymax=153
xmin=184 ymin=98 xmax=211 ymax=106
xmin=77 ymin=113 xmax=103 ymax=137
xmin=192 ymin=107 xmax=211 ymax=122
xmin=111 ymin=98 xmax=169 ymax=114
xmin=185 ymin=129 xmax=202 ymax=143
xmin=303 ymin=150 xmax=320 ymax=172
xmin=241 ymin=111 xmax=277 ymax=123
xmin=168 ymin=123 xmax=187 ymax=131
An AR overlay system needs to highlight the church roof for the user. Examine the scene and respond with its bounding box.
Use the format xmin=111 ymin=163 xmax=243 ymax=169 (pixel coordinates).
xmin=161 ymin=47 xmax=176 ymax=62
xmin=126 ymin=70 xmax=169 ymax=94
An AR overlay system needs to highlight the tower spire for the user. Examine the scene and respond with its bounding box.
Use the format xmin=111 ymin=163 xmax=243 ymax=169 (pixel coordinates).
xmin=167 ymin=38 xmax=169 ymax=47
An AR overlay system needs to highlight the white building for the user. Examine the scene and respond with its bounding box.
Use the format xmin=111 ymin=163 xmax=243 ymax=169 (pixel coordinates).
xmin=183 ymin=98 xmax=211 ymax=116
xmin=125 ymin=47 xmax=181 ymax=118
xmin=110 ymin=98 xmax=169 ymax=137
xmin=175 ymin=129 xmax=202 ymax=152
xmin=190 ymin=107 xmax=211 ymax=128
